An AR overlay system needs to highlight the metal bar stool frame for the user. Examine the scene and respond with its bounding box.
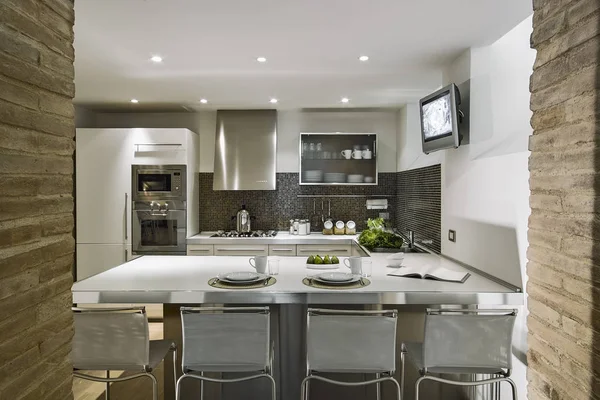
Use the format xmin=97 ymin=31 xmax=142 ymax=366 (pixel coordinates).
xmin=72 ymin=307 xmax=177 ymax=400
xmin=403 ymin=308 xmax=519 ymax=400
xmin=176 ymin=306 xmax=276 ymax=400
xmin=301 ymin=308 xmax=402 ymax=400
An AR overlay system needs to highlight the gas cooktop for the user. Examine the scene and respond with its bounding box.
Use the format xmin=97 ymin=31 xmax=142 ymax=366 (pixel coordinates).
xmin=211 ymin=230 xmax=278 ymax=238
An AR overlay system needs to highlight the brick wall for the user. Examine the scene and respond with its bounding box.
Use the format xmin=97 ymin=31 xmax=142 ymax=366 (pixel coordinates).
xmin=0 ymin=0 xmax=75 ymax=399
xmin=528 ymin=0 xmax=600 ymax=399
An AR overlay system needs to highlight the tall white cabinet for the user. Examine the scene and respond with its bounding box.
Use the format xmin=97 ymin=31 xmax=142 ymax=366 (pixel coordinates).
xmin=76 ymin=128 xmax=199 ymax=281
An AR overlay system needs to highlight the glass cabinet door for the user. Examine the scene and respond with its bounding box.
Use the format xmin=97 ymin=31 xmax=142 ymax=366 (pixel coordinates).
xmin=299 ymin=133 xmax=377 ymax=185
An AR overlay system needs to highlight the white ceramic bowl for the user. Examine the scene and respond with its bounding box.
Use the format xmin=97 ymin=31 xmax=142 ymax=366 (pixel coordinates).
xmin=386 ymin=252 xmax=405 ymax=268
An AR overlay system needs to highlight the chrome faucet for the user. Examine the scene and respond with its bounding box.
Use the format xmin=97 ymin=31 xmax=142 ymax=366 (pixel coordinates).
xmin=407 ymin=230 xmax=415 ymax=248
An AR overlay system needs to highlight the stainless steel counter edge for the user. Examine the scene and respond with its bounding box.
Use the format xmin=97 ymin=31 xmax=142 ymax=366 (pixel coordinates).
xmin=73 ymin=290 xmax=523 ymax=306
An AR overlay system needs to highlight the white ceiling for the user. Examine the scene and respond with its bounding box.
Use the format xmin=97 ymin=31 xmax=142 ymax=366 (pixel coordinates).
xmin=74 ymin=0 xmax=532 ymax=111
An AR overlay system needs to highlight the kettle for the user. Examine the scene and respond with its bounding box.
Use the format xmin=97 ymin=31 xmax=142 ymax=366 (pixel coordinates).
xmin=235 ymin=204 xmax=251 ymax=233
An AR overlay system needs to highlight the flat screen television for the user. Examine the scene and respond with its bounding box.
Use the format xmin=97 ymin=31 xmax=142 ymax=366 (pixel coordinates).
xmin=419 ymin=83 xmax=463 ymax=154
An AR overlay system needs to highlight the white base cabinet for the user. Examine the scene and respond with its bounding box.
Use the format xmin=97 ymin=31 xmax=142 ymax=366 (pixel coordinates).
xmin=76 ymin=243 xmax=134 ymax=281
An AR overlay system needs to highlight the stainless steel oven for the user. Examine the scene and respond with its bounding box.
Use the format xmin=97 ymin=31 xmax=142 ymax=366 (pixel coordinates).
xmin=133 ymin=200 xmax=187 ymax=255
xmin=132 ymin=165 xmax=186 ymax=201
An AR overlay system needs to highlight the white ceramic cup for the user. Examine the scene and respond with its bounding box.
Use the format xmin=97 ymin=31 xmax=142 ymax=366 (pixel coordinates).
xmin=249 ymin=256 xmax=268 ymax=273
xmin=341 ymin=149 xmax=352 ymax=159
xmin=343 ymin=256 xmax=362 ymax=275
xmin=351 ymin=150 xmax=363 ymax=159
xmin=362 ymin=149 xmax=372 ymax=159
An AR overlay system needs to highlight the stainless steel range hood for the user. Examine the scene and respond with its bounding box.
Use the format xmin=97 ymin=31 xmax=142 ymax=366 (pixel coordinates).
xmin=213 ymin=110 xmax=277 ymax=190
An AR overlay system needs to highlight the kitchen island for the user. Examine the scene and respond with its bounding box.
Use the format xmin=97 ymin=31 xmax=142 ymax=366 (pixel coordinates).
xmin=72 ymin=253 xmax=522 ymax=400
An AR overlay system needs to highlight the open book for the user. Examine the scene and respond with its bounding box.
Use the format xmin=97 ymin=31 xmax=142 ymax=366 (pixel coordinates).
xmin=387 ymin=264 xmax=470 ymax=283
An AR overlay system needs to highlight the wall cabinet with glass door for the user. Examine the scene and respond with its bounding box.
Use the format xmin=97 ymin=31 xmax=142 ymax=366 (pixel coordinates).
xmin=300 ymin=133 xmax=377 ymax=185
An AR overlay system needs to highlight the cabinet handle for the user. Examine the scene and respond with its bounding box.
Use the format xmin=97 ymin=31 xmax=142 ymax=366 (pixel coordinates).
xmin=190 ymin=249 xmax=211 ymax=252
xmin=124 ymin=193 xmax=128 ymax=240
xmin=124 ymin=248 xmax=128 ymax=262
xmin=216 ymin=248 xmax=265 ymax=251
xmin=298 ymin=248 xmax=348 ymax=253
xmin=271 ymin=248 xmax=294 ymax=252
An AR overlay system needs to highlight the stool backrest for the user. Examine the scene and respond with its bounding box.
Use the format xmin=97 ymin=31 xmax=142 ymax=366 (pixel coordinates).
xmin=423 ymin=309 xmax=517 ymax=371
xmin=180 ymin=307 xmax=270 ymax=372
xmin=72 ymin=307 xmax=149 ymax=370
xmin=306 ymin=308 xmax=398 ymax=373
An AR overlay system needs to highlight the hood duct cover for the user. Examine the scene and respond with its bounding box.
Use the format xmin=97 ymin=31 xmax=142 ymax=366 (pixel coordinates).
xmin=213 ymin=110 xmax=277 ymax=190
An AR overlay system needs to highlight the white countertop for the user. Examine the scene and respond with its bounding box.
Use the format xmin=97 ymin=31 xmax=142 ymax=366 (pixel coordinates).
xmin=187 ymin=231 xmax=359 ymax=245
xmin=72 ymin=253 xmax=522 ymax=305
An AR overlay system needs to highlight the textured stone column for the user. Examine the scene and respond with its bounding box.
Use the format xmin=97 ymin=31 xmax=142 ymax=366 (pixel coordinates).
xmin=0 ymin=0 xmax=75 ymax=398
xmin=528 ymin=0 xmax=600 ymax=399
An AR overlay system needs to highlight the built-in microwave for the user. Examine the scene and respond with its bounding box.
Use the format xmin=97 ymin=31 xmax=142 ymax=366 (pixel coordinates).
xmin=132 ymin=165 xmax=186 ymax=201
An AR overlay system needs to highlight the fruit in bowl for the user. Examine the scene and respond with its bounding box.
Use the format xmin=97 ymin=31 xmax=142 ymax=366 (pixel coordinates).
xmin=306 ymin=255 xmax=340 ymax=264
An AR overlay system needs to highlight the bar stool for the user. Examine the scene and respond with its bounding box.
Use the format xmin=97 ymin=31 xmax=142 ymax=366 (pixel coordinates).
xmin=403 ymin=308 xmax=518 ymax=400
xmin=176 ymin=306 xmax=275 ymax=400
xmin=301 ymin=308 xmax=402 ymax=400
xmin=72 ymin=307 xmax=177 ymax=400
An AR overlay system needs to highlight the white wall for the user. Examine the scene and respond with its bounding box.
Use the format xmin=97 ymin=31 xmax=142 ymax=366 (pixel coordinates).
xmin=398 ymin=15 xmax=534 ymax=400
xmin=82 ymin=109 xmax=399 ymax=173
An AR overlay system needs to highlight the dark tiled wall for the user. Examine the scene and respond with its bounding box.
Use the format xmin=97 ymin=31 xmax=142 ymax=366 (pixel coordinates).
xmin=199 ymin=173 xmax=397 ymax=232
xmin=396 ymin=164 xmax=441 ymax=253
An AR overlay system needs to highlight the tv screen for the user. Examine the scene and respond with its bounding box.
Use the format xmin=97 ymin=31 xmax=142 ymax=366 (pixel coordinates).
xmin=419 ymin=83 xmax=462 ymax=154
xmin=422 ymin=91 xmax=453 ymax=142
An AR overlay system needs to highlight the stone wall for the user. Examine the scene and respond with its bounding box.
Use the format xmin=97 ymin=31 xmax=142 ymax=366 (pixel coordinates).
xmin=528 ymin=0 xmax=600 ymax=399
xmin=0 ymin=0 xmax=75 ymax=398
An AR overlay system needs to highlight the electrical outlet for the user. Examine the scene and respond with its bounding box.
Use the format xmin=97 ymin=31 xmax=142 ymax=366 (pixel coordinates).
xmin=379 ymin=212 xmax=389 ymax=220
xmin=448 ymin=230 xmax=456 ymax=242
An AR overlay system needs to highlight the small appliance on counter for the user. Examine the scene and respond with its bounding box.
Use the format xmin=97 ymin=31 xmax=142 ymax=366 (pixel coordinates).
xmin=234 ymin=204 xmax=252 ymax=233
xmin=289 ymin=218 xmax=311 ymax=235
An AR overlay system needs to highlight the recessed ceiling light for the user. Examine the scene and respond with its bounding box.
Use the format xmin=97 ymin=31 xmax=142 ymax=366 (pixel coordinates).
xmin=200 ymin=98 xmax=208 ymax=104
xmin=269 ymin=98 xmax=278 ymax=104
xmin=358 ymin=55 xmax=369 ymax=62
xmin=341 ymin=97 xmax=350 ymax=103
xmin=130 ymin=99 xmax=139 ymax=103
xmin=257 ymin=56 xmax=267 ymax=63
xmin=150 ymin=55 xmax=163 ymax=63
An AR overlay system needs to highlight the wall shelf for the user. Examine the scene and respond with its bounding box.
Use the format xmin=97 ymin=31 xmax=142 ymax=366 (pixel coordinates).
xmin=299 ymin=132 xmax=378 ymax=186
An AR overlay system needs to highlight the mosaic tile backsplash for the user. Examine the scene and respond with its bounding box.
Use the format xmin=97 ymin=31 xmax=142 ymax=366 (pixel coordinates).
xmin=396 ymin=164 xmax=441 ymax=253
xmin=199 ymin=173 xmax=397 ymax=232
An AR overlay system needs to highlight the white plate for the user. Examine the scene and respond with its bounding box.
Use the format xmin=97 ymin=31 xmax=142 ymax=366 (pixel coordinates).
xmin=313 ymin=273 xmax=361 ymax=285
xmin=217 ymin=271 xmax=267 ymax=283
xmin=314 ymin=272 xmax=354 ymax=282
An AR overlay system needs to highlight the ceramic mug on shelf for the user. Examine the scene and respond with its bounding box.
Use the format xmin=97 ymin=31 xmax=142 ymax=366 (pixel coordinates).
xmin=362 ymin=149 xmax=372 ymax=159
xmin=343 ymin=256 xmax=362 ymax=275
xmin=351 ymin=150 xmax=363 ymax=159
xmin=341 ymin=149 xmax=352 ymax=159
xmin=249 ymin=255 xmax=268 ymax=273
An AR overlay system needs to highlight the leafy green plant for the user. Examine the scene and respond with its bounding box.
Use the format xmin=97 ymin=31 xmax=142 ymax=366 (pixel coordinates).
xmin=359 ymin=218 xmax=404 ymax=250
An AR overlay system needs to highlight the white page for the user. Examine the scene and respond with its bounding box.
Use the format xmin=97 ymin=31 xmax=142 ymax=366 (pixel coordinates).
xmin=428 ymin=266 xmax=469 ymax=282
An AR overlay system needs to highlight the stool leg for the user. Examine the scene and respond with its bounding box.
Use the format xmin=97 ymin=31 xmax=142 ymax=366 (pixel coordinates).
xmin=105 ymin=370 xmax=110 ymax=400
xmin=507 ymin=378 xmax=518 ymax=400
xmin=415 ymin=376 xmax=426 ymax=400
xmin=376 ymin=373 xmax=381 ymax=400
xmin=200 ymin=371 xmax=204 ymax=400
xmin=146 ymin=373 xmax=158 ymax=400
